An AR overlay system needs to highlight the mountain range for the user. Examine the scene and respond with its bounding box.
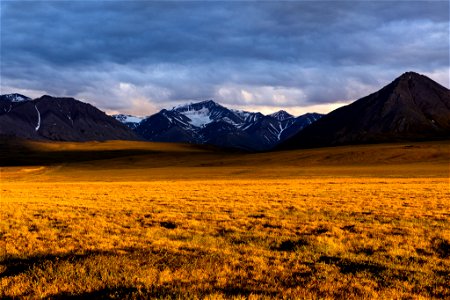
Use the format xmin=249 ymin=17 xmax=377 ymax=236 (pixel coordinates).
xmin=0 ymin=93 xmax=322 ymax=151
xmin=124 ymin=100 xmax=321 ymax=151
xmin=1 ymin=71 xmax=449 ymax=151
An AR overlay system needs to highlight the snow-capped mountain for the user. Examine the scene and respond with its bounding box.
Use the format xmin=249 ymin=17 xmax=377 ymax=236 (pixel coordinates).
xmin=1 ymin=93 xmax=32 ymax=114
xmin=0 ymin=93 xmax=31 ymax=103
xmin=134 ymin=100 xmax=323 ymax=150
xmin=173 ymin=100 xmax=260 ymax=128
xmin=112 ymin=114 xmax=144 ymax=129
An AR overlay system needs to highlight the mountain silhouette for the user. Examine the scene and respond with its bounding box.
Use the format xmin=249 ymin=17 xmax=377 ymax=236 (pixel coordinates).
xmin=278 ymin=72 xmax=450 ymax=149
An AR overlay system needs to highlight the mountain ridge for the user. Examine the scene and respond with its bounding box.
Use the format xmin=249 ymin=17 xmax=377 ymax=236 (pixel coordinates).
xmin=132 ymin=99 xmax=321 ymax=150
xmin=0 ymin=92 xmax=320 ymax=150
xmin=3 ymin=71 xmax=447 ymax=151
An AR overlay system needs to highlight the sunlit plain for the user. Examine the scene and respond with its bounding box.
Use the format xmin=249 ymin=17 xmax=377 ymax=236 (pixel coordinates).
xmin=1 ymin=141 xmax=449 ymax=299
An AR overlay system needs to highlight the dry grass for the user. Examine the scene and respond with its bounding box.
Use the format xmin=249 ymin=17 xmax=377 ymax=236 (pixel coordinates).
xmin=1 ymin=141 xmax=449 ymax=299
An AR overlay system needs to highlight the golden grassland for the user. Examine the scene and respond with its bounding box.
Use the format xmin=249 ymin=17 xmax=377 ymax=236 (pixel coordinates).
xmin=1 ymin=141 xmax=449 ymax=299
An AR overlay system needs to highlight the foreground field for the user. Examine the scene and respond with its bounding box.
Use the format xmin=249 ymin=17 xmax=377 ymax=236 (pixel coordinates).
xmin=1 ymin=141 xmax=449 ymax=299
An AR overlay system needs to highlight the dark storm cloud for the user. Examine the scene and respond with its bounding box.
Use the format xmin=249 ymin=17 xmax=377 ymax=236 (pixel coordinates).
xmin=1 ymin=1 xmax=448 ymax=114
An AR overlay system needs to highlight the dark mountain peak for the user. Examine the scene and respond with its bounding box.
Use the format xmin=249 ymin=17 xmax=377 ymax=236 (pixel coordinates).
xmin=39 ymin=94 xmax=59 ymax=101
xmin=0 ymin=93 xmax=31 ymax=102
xmin=36 ymin=95 xmax=89 ymax=108
xmin=270 ymin=110 xmax=294 ymax=121
xmin=378 ymin=71 xmax=450 ymax=111
xmin=389 ymin=71 xmax=448 ymax=92
xmin=399 ymin=71 xmax=421 ymax=78
xmin=198 ymin=99 xmax=218 ymax=106
xmin=278 ymin=72 xmax=450 ymax=149
xmin=38 ymin=95 xmax=78 ymax=102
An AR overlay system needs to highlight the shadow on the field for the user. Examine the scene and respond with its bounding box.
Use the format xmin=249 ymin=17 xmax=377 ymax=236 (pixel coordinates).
xmin=0 ymin=250 xmax=112 ymax=279
xmin=1 ymin=247 xmax=279 ymax=299
xmin=43 ymin=285 xmax=279 ymax=299
xmin=0 ymin=138 xmax=241 ymax=167
xmin=0 ymin=246 xmax=216 ymax=280
xmin=0 ymin=141 xmax=159 ymax=166
xmin=431 ymin=237 xmax=450 ymax=258
xmin=47 ymin=287 xmax=142 ymax=299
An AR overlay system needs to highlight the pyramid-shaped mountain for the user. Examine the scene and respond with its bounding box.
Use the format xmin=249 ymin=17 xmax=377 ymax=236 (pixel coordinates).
xmin=278 ymin=72 xmax=450 ymax=149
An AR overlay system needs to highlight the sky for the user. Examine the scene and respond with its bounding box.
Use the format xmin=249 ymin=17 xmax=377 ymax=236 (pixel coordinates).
xmin=1 ymin=1 xmax=449 ymax=116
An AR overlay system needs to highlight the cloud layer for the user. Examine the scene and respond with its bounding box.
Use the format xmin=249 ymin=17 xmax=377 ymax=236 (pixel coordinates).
xmin=1 ymin=1 xmax=448 ymax=115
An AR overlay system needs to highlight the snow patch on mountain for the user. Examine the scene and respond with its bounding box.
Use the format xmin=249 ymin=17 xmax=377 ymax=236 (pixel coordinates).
xmin=34 ymin=105 xmax=41 ymax=131
xmin=182 ymin=107 xmax=213 ymax=127
xmin=221 ymin=117 xmax=238 ymax=125
xmin=277 ymin=122 xmax=290 ymax=140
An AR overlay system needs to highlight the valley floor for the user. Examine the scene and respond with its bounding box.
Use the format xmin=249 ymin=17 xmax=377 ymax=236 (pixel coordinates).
xmin=0 ymin=141 xmax=449 ymax=299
